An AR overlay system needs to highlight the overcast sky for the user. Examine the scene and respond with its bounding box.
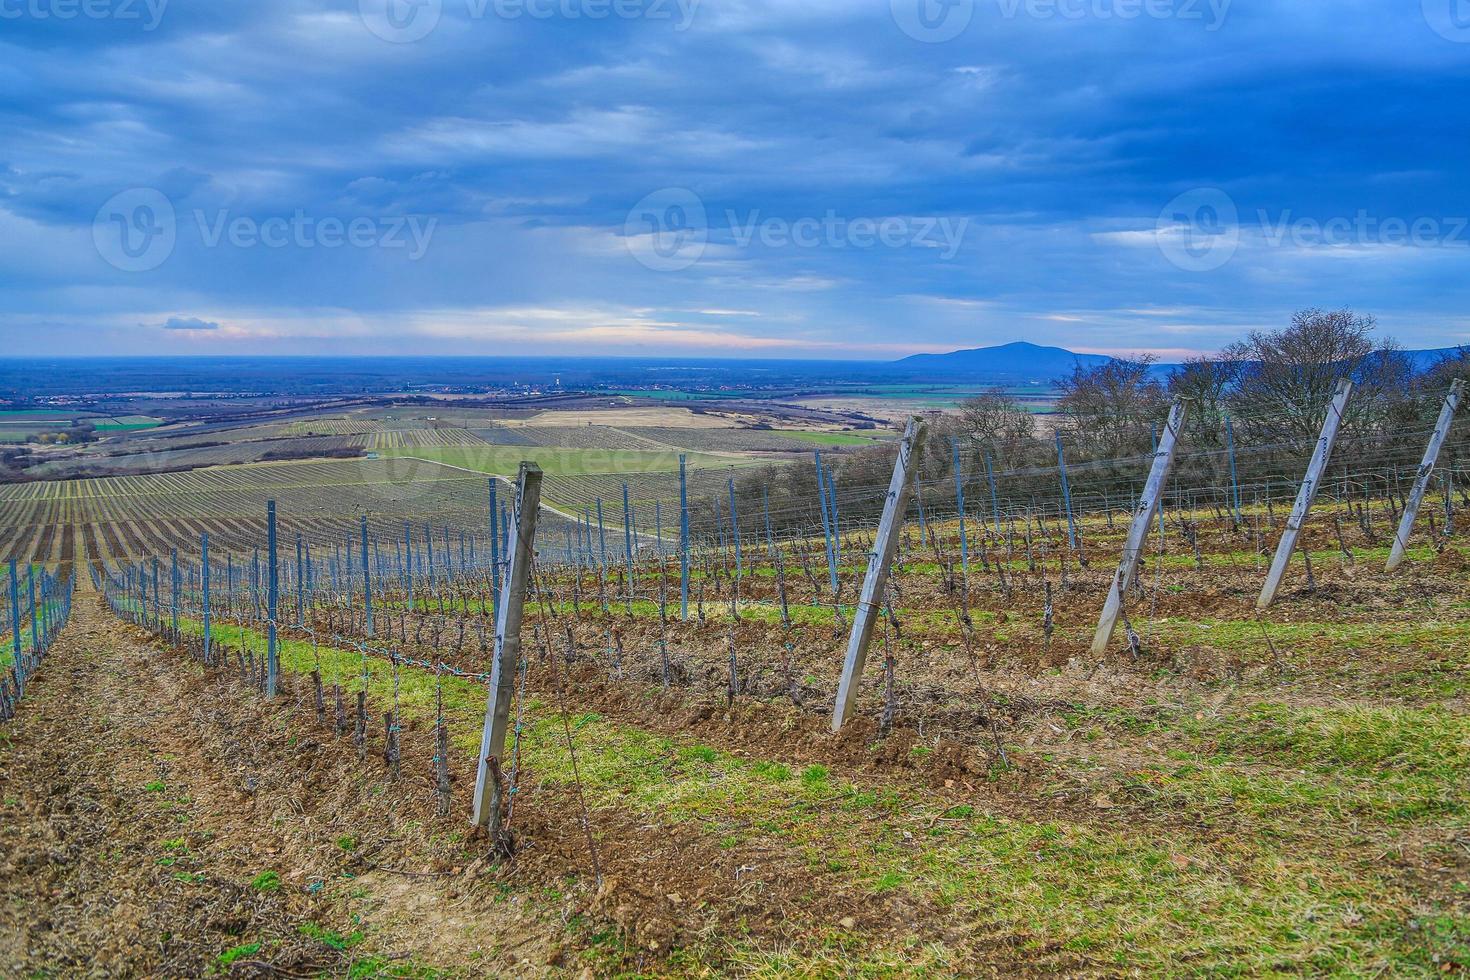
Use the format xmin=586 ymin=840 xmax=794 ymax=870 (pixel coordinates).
xmin=2 ymin=0 xmax=1468 ymax=360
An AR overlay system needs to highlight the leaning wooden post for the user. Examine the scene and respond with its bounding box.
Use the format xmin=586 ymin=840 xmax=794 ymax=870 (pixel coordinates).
xmin=266 ymin=500 xmax=279 ymax=697
xmin=1257 ymin=378 xmax=1354 ymax=609
xmin=472 ymin=462 xmax=544 ymax=835
xmin=1387 ymin=380 xmax=1465 ymax=571
xmin=831 ymin=417 xmax=928 ymax=732
xmin=1091 ymin=397 xmax=1188 ymax=655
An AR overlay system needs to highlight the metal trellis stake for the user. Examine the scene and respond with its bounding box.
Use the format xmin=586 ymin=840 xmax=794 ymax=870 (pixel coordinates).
xmin=815 ymin=450 xmax=839 ymax=594
xmin=202 ymin=532 xmax=212 ymax=665
xmin=1057 ymin=431 xmax=1077 ymax=552
xmin=361 ymin=515 xmax=373 ymax=636
xmin=266 ymin=500 xmax=279 ymax=697
xmin=679 ymin=454 xmax=690 ymax=621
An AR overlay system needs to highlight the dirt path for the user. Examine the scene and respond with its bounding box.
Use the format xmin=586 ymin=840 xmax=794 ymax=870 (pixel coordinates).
xmin=0 ymin=585 xmax=558 ymax=978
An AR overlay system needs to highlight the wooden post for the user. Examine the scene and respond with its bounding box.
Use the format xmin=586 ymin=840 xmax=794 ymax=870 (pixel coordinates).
xmin=1257 ymin=379 xmax=1354 ymax=609
xmin=1387 ymin=380 xmax=1465 ymax=571
xmin=831 ymin=417 xmax=928 ymax=732
xmin=1091 ymin=398 xmax=1189 ymax=655
xmin=471 ymin=463 xmax=544 ymax=834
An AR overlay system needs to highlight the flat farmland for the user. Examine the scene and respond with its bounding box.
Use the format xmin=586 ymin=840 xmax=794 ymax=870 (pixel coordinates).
xmin=0 ymin=456 xmax=586 ymax=565
xmin=377 ymin=444 xmax=752 ymax=478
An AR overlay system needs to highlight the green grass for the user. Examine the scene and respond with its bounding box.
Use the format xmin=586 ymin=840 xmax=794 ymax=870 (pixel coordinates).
xmin=1068 ymin=700 xmax=1470 ymax=825
xmin=250 ymin=869 xmax=282 ymax=893
xmin=299 ymin=922 xmax=364 ymax=951
xmin=217 ymin=941 xmax=261 ymax=967
xmin=168 ymin=614 xmax=1470 ymax=974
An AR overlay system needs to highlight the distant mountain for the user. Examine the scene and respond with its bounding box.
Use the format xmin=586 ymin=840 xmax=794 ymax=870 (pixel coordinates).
xmin=889 ymin=341 xmax=1114 ymax=380
xmin=1405 ymin=347 xmax=1464 ymax=372
xmin=887 ymin=341 xmax=1464 ymax=383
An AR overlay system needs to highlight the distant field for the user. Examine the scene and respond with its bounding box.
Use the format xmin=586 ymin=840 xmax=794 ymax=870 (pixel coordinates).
xmin=281 ymin=417 xmax=383 ymax=436
xmin=369 ymin=428 xmax=488 ymax=450
xmin=0 ymin=409 xmax=99 ymax=421
xmin=523 ymin=406 xmax=737 ymax=428
xmin=93 ymin=415 xmax=163 ymax=431
xmin=774 ymin=429 xmax=891 ymax=446
xmin=377 ymin=445 xmax=748 ymax=478
xmin=605 ymin=388 xmax=748 ymax=402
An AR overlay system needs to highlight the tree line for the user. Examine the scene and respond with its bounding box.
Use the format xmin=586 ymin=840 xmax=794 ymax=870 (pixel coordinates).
xmin=710 ymin=309 xmax=1468 ymax=540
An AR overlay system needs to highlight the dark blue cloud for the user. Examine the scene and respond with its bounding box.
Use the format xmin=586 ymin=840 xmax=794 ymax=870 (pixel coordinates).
xmin=1 ymin=0 xmax=1468 ymax=357
xmin=160 ymin=315 xmax=219 ymax=330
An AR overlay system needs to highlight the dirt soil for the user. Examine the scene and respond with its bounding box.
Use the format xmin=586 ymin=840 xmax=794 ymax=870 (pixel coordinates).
xmin=0 ymin=586 xmax=563 ymax=978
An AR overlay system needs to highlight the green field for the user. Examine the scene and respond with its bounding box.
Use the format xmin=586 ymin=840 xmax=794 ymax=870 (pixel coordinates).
xmin=377 ymin=444 xmax=751 ymax=477
xmin=774 ymin=429 xmax=891 ymax=446
xmin=94 ymin=415 xmax=163 ymax=431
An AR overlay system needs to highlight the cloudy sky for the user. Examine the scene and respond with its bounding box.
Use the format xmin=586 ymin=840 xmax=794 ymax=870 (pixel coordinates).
xmin=2 ymin=0 xmax=1469 ymax=359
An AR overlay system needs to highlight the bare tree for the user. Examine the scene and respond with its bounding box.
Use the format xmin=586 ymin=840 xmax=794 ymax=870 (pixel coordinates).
xmin=956 ymin=389 xmax=1037 ymax=467
xmin=1168 ymin=355 xmax=1240 ymax=450
xmin=1226 ymin=308 xmax=1377 ymax=443
xmin=1054 ymin=356 xmax=1167 ymax=459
